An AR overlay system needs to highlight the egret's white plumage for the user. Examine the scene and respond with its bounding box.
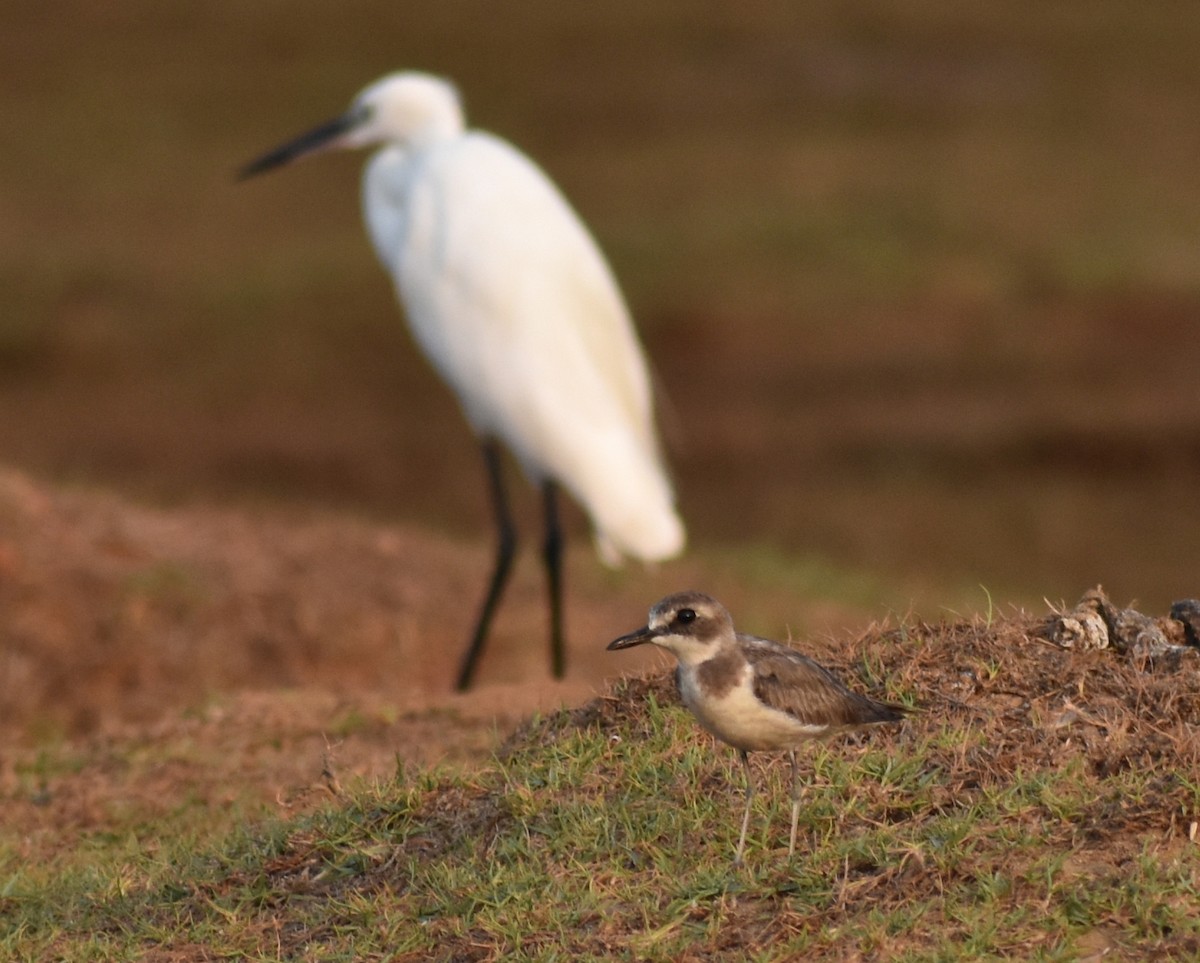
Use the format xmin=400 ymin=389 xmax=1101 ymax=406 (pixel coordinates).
xmin=241 ymin=71 xmax=684 ymax=687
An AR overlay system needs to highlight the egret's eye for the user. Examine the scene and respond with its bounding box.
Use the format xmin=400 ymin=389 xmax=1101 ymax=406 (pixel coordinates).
xmin=677 ymin=608 xmax=697 ymax=625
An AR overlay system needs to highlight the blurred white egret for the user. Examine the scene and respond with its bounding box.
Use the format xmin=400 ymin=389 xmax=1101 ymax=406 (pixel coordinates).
xmin=240 ymin=71 xmax=685 ymax=689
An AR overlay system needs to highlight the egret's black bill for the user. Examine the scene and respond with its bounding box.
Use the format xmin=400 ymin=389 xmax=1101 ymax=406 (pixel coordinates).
xmin=238 ymin=111 xmax=359 ymax=180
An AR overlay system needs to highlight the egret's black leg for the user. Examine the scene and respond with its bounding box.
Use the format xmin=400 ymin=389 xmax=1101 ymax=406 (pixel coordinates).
xmin=455 ymin=440 xmax=517 ymax=691
xmin=541 ymin=480 xmax=566 ymax=678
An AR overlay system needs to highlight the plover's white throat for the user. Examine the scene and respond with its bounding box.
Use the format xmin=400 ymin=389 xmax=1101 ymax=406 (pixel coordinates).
xmin=608 ymin=590 xmax=907 ymax=865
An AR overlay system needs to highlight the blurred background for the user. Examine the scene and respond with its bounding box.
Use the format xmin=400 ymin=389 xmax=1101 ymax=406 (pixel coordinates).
xmin=3 ymin=0 xmax=1198 ymax=616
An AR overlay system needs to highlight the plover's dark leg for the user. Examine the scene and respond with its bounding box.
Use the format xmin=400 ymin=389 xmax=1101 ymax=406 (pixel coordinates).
xmin=788 ymin=749 xmax=801 ymax=856
xmin=734 ymin=749 xmax=755 ymax=866
xmin=456 ymin=440 xmax=517 ymax=691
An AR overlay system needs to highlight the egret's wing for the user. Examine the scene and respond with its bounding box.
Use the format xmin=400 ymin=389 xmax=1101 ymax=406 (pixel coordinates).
xmin=462 ymin=134 xmax=658 ymax=448
xmin=365 ymin=132 xmax=683 ymax=561
xmin=556 ymin=222 xmax=658 ymax=448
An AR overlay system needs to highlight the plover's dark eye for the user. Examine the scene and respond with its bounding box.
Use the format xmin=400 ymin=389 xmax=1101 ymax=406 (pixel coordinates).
xmin=677 ymin=608 xmax=697 ymax=625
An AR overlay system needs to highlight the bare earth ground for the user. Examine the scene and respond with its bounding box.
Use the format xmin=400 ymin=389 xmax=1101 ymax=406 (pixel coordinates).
xmin=6 ymin=460 xmax=1198 ymax=934
xmin=0 ymin=465 xmax=873 ymax=866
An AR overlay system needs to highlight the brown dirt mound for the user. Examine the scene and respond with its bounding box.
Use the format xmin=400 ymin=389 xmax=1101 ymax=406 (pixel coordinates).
xmin=0 ymin=466 xmax=646 ymax=737
xmin=0 ymin=465 xmax=877 ymax=742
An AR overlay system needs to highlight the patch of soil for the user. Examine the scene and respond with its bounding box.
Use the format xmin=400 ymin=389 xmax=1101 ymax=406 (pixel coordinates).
xmin=0 ymin=466 xmax=637 ymax=738
xmin=0 ymin=465 xmax=649 ymax=859
xmin=0 ymin=464 xmax=869 ymax=853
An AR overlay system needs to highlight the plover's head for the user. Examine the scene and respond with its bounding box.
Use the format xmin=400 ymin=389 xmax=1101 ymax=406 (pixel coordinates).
xmin=608 ymin=591 xmax=734 ymax=666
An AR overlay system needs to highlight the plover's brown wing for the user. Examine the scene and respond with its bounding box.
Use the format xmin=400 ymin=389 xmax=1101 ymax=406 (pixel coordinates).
xmin=740 ymin=634 xmax=906 ymax=729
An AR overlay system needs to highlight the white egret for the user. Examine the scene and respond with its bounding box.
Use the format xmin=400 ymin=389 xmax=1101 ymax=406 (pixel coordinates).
xmin=240 ymin=72 xmax=685 ymax=689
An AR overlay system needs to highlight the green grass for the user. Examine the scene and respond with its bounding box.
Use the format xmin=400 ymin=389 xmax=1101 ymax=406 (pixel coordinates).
xmin=6 ymin=639 xmax=1200 ymax=960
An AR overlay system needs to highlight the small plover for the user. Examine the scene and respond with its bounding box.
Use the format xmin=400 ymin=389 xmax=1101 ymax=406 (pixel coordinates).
xmin=608 ymin=590 xmax=907 ymax=865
